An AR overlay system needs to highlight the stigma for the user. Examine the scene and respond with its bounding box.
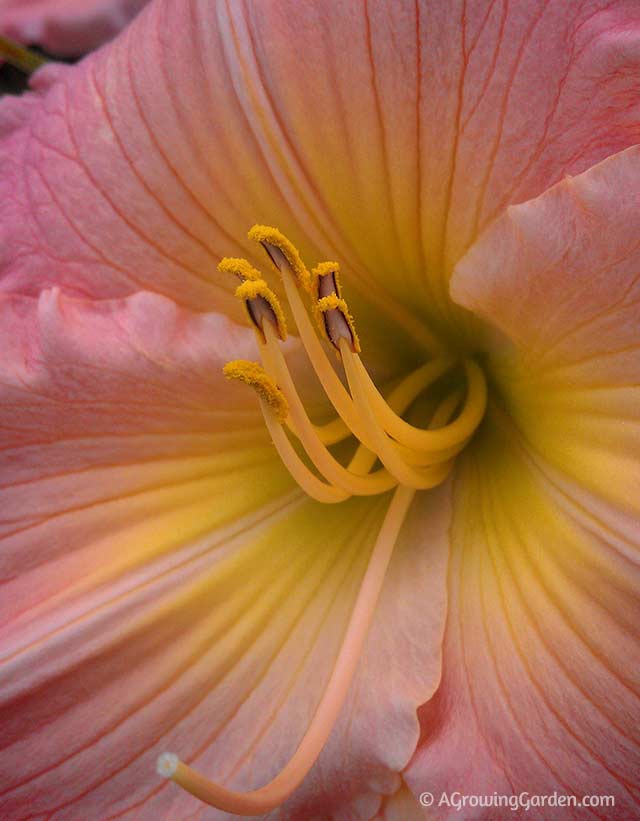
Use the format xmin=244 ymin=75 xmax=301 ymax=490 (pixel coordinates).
xmin=157 ymin=226 xmax=488 ymax=815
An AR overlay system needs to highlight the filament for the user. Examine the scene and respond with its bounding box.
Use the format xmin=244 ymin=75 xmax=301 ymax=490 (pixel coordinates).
xmin=355 ymin=356 xmax=487 ymax=452
xmin=259 ymin=396 xmax=350 ymax=504
xmin=157 ymin=484 xmax=416 ymax=815
xmin=340 ymin=340 xmax=454 ymax=490
xmin=261 ymin=324 xmax=395 ymax=496
xmin=279 ymin=265 xmax=374 ymax=448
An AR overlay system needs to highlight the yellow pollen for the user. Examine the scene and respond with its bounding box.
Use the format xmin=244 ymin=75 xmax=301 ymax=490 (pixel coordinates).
xmin=234 ymin=279 xmax=287 ymax=342
xmin=217 ymin=257 xmax=263 ymax=281
xmin=223 ymin=359 xmax=288 ymax=422
xmin=315 ymin=294 xmax=361 ymax=354
xmin=248 ymin=224 xmax=311 ymax=290
xmin=161 ymin=225 xmax=489 ymax=817
xmin=310 ymin=261 xmax=342 ymax=301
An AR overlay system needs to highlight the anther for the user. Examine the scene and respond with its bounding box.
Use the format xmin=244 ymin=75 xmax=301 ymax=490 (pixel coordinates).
xmin=316 ymin=294 xmax=361 ymax=354
xmin=223 ymin=360 xmax=289 ymax=422
xmin=248 ymin=225 xmax=311 ymax=291
xmin=217 ymin=257 xmax=263 ymax=282
xmin=311 ymin=261 xmax=342 ymax=302
xmin=310 ymin=262 xmax=359 ymax=353
xmin=235 ymin=279 xmax=287 ymax=342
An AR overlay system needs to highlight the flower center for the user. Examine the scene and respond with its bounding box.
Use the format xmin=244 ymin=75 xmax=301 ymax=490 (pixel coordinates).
xmin=157 ymin=226 xmax=487 ymax=815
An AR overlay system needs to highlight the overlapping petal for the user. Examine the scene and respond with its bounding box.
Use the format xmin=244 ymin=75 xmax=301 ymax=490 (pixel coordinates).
xmin=0 ymin=290 xmax=449 ymax=819
xmin=2 ymin=0 xmax=640 ymax=342
xmin=451 ymin=144 xmax=640 ymax=520
xmin=404 ymin=146 xmax=640 ymax=818
xmin=0 ymin=0 xmax=149 ymax=55
xmin=407 ymin=429 xmax=640 ymax=819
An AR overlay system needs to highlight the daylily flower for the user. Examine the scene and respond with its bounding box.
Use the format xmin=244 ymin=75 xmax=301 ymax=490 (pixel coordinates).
xmin=1 ymin=0 xmax=639 ymax=819
xmin=0 ymin=0 xmax=149 ymax=56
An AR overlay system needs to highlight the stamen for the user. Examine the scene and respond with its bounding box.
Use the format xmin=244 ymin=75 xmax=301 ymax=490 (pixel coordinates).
xmin=218 ymin=257 xmax=263 ymax=282
xmin=249 ymin=226 xmax=369 ymax=445
xmin=224 ymin=358 xmax=348 ymax=503
xmin=348 ymin=385 xmax=463 ymax=477
xmin=235 ymin=279 xmax=287 ymax=343
xmin=316 ymin=294 xmax=361 ymax=354
xmin=355 ymin=356 xmax=487 ymax=452
xmin=261 ymin=324 xmax=395 ymax=496
xmin=247 ymin=225 xmax=311 ymax=291
xmin=220 ymin=253 xmax=357 ymax=448
xmin=157 ymin=484 xmax=416 ymax=816
xmin=222 ymin=360 xmax=288 ymax=423
xmin=311 ymin=262 xmax=360 ymax=354
xmin=339 ymin=340 xmax=454 ymax=490
xmin=258 ymin=394 xmax=350 ymax=504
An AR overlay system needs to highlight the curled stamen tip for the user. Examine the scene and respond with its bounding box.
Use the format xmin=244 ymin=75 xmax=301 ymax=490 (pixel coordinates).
xmin=217 ymin=257 xmax=262 ymax=281
xmin=316 ymin=294 xmax=361 ymax=354
xmin=235 ymin=279 xmax=287 ymax=341
xmin=223 ymin=359 xmax=289 ymax=422
xmin=156 ymin=752 xmax=179 ymax=778
xmin=248 ymin=225 xmax=311 ymax=291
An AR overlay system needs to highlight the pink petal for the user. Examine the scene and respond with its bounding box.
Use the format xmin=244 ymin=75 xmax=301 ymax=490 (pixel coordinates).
xmin=406 ymin=434 xmax=640 ymax=819
xmin=451 ymin=144 xmax=640 ymax=514
xmin=2 ymin=1 xmax=640 ymax=336
xmin=405 ymin=146 xmax=640 ymax=818
xmin=0 ymin=0 xmax=149 ymax=55
xmin=0 ymin=290 xmax=449 ymax=819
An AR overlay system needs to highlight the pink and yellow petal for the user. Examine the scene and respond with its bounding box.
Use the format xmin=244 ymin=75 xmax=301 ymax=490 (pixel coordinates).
xmin=451 ymin=144 xmax=640 ymax=518
xmin=405 ymin=426 xmax=640 ymax=819
xmin=409 ymin=145 xmax=640 ymax=818
xmin=0 ymin=290 xmax=450 ymax=819
xmin=0 ymin=288 xmax=291 ymax=625
xmin=4 ymin=1 xmax=640 ymax=343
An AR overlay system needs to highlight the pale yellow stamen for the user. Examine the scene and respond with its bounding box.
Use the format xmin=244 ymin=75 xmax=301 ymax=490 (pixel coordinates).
xmin=223 ymin=360 xmax=288 ymax=423
xmin=224 ymin=260 xmax=352 ymax=447
xmin=340 ymin=339 xmax=454 ymax=490
xmin=261 ymin=324 xmax=394 ymax=496
xmin=218 ymin=257 xmax=263 ymax=281
xmin=235 ymin=279 xmax=287 ymax=342
xmin=258 ymin=395 xmax=350 ymax=504
xmin=249 ymin=226 xmax=370 ymax=446
xmin=248 ymin=225 xmax=311 ymax=291
xmin=224 ymin=358 xmax=348 ymax=502
xmin=310 ymin=262 xmax=361 ymax=353
xmin=355 ymin=355 xmax=487 ymax=452
xmin=315 ymin=294 xmax=361 ymax=354
xmin=349 ymin=385 xmax=464 ymax=477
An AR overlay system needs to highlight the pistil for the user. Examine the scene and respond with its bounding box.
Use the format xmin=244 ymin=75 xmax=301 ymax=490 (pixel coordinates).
xmin=157 ymin=482 xmax=415 ymax=815
xmin=157 ymin=225 xmax=487 ymax=815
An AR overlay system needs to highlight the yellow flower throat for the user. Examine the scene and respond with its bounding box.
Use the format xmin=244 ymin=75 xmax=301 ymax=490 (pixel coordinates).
xmin=157 ymin=225 xmax=487 ymax=815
